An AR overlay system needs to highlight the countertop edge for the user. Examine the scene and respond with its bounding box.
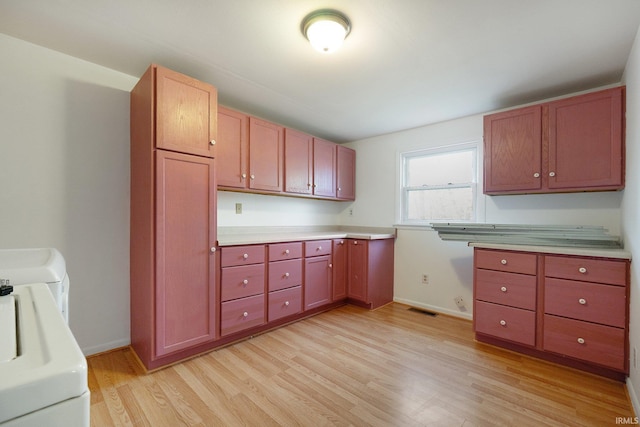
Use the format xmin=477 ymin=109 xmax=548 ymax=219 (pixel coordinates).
xmin=217 ymin=228 xmax=396 ymax=247
xmin=468 ymin=242 xmax=632 ymax=260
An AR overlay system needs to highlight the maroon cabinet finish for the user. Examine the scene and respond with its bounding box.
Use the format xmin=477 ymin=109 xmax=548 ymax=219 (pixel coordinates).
xmin=154 ymin=151 xmax=217 ymax=358
xmin=284 ymin=128 xmax=313 ymax=195
xmin=249 ymin=117 xmax=284 ymax=192
xmin=336 ymin=146 xmax=356 ymax=200
xmin=130 ymin=65 xmax=219 ymax=370
xmin=220 ymin=264 xmax=266 ymax=302
xmin=220 ymin=244 xmax=265 ymax=267
xmin=483 ymin=105 xmax=542 ymax=194
xmin=313 ymin=138 xmax=337 ymax=198
xmin=305 ymin=240 xmax=332 ymax=257
xmin=347 ymin=239 xmax=395 ymax=309
xmin=268 ymin=286 xmax=303 ymax=322
xmin=155 ymin=65 xmax=217 ymax=158
xmin=548 ymin=88 xmax=624 ymax=191
xmin=483 ymin=86 xmax=624 ymax=195
xmin=473 ymin=247 xmax=630 ymax=379
xmin=220 ymin=294 xmax=265 ymax=336
xmin=217 ymin=106 xmax=248 ymax=188
xmin=269 ymin=242 xmax=303 ymax=262
xmin=304 ymin=254 xmax=333 ymax=311
xmin=268 ymin=259 xmax=303 ymax=292
xmin=332 ymin=239 xmax=347 ymax=301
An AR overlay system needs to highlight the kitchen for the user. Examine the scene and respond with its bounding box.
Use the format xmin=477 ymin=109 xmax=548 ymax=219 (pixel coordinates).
xmin=1 ymin=1 xmax=640 ymax=425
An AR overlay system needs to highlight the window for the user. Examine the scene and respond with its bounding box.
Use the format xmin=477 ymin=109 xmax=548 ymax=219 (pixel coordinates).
xmin=400 ymin=143 xmax=477 ymax=224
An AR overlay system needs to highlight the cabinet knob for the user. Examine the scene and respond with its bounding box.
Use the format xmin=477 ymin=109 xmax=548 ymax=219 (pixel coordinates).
xmin=210 ymin=247 xmax=216 ymax=253
xmin=329 ymin=263 xmax=333 ymax=268
xmin=354 ymin=241 xmax=359 ymax=245
xmin=241 ymin=173 xmax=247 ymax=179
xmin=499 ymin=320 xmax=507 ymax=326
xmin=549 ymin=171 xmax=556 ymax=177
xmin=243 ymin=311 xmax=249 ymax=318
xmin=285 ymin=301 xmax=290 ymax=307
xmin=500 ymin=286 xmax=507 ymax=292
xmin=313 ymin=184 xmax=317 ymax=188
xmin=577 ymin=337 xmax=585 ymax=344
xmin=578 ymin=298 xmax=587 ymax=305
xmin=284 ymin=272 xmax=290 ymax=278
xmin=338 ymin=187 xmax=342 ymax=191
xmin=339 ymin=240 xmax=344 ymax=245
xmin=500 ymin=259 xmax=507 ymax=265
xmin=250 ymin=174 xmax=255 ymax=180
xmin=318 ymin=246 xmax=322 ymax=251
xmin=285 ymin=249 xmax=290 ymax=254
xmin=578 ymin=267 xmax=587 ymax=274
xmin=243 ymin=253 xmax=249 ymax=259
xmin=243 ymin=279 xmax=249 ymax=285
xmin=533 ymin=172 xmax=540 ymax=178
xmin=210 ymin=139 xmax=216 ymax=145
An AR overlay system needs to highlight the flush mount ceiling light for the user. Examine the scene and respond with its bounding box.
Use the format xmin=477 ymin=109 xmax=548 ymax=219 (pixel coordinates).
xmin=301 ymin=9 xmax=351 ymax=54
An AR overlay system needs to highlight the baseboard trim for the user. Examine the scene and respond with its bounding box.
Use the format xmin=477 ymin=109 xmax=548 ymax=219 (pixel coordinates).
xmin=393 ymin=297 xmax=473 ymax=320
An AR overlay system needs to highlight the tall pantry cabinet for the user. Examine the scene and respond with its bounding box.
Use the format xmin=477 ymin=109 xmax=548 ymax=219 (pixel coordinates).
xmin=130 ymin=64 xmax=218 ymax=370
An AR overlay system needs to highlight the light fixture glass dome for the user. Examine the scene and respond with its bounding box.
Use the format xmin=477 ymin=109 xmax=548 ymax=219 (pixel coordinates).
xmin=302 ymin=10 xmax=351 ymax=54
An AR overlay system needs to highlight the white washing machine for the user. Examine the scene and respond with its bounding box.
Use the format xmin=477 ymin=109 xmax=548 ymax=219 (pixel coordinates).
xmin=0 ymin=248 xmax=69 ymax=323
xmin=0 ymin=283 xmax=89 ymax=426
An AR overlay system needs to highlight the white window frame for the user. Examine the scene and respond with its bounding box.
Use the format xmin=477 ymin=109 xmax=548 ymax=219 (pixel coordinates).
xmin=398 ymin=142 xmax=479 ymax=226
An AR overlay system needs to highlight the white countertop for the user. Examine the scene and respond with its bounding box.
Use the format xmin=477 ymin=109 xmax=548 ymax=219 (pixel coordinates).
xmin=217 ymin=226 xmax=396 ymax=246
xmin=469 ymin=242 xmax=632 ymax=260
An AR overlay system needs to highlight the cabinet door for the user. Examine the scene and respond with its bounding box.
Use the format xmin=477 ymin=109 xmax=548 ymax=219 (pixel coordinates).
xmin=249 ymin=118 xmax=284 ymax=192
xmin=483 ymin=105 xmax=542 ymax=194
xmin=336 ymin=145 xmax=356 ymax=200
xmin=347 ymin=240 xmax=368 ymax=302
xmin=155 ymin=150 xmax=217 ymax=357
xmin=304 ymin=255 xmax=332 ymax=310
xmin=217 ymin=106 xmax=248 ymax=188
xmin=548 ymin=87 xmax=624 ymax=191
xmin=155 ymin=66 xmax=217 ymax=158
xmin=284 ymin=128 xmax=312 ymax=194
xmin=332 ymin=239 xmax=347 ymax=300
xmin=313 ymin=138 xmax=337 ymax=198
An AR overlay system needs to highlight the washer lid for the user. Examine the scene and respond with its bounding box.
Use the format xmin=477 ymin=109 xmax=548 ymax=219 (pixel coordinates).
xmin=0 ymin=248 xmax=66 ymax=284
xmin=0 ymin=295 xmax=16 ymax=362
xmin=0 ymin=283 xmax=87 ymax=423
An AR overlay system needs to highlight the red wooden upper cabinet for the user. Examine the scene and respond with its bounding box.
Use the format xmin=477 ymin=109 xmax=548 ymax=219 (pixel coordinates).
xmin=249 ymin=117 xmax=284 ymax=192
xmin=483 ymin=86 xmax=624 ymax=195
xmin=284 ymin=128 xmax=313 ymax=195
xmin=313 ymin=138 xmax=337 ymax=198
xmin=155 ymin=65 xmax=217 ymax=158
xmin=336 ymin=145 xmax=356 ymax=200
xmin=217 ymin=106 xmax=249 ymax=189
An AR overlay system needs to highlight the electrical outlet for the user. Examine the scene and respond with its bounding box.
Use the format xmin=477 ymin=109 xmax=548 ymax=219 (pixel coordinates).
xmin=235 ymin=203 xmax=242 ymax=214
xmin=454 ymin=296 xmax=465 ymax=308
xmin=421 ymin=274 xmax=429 ymax=285
xmin=349 ymin=209 xmax=353 ymax=216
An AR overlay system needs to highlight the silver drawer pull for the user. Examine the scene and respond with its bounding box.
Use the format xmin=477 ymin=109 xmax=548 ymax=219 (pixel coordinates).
xmin=533 ymin=172 xmax=540 ymax=178
xmin=243 ymin=253 xmax=249 ymax=259
xmin=243 ymin=312 xmax=249 ymax=318
xmin=317 ymin=246 xmax=322 ymax=251
xmin=500 ymin=259 xmax=507 ymax=265
xmin=242 ymin=279 xmax=249 ymax=285
xmin=578 ymin=298 xmax=586 ymax=305
xmin=577 ymin=337 xmax=585 ymax=344
xmin=210 ymin=247 xmax=216 ymax=253
xmin=285 ymin=249 xmax=290 ymax=254
xmin=500 ymin=286 xmax=507 ymax=292
xmin=284 ymin=272 xmax=290 ymax=278
xmin=285 ymin=301 xmax=290 ymax=307
xmin=499 ymin=320 xmax=507 ymax=326
xmin=210 ymin=139 xmax=216 ymax=146
xmin=578 ymin=267 xmax=587 ymax=274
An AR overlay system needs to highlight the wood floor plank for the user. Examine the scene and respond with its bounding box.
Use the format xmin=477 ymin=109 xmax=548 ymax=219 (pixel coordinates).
xmin=88 ymin=303 xmax=636 ymax=426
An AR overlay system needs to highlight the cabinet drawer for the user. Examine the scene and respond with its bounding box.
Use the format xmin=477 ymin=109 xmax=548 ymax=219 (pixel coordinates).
xmin=269 ymin=242 xmax=303 ymax=262
xmin=475 ymin=249 xmax=537 ymax=275
xmin=221 ymin=245 xmax=265 ymax=267
xmin=268 ymin=259 xmax=303 ymax=292
xmin=544 ymin=278 xmax=626 ymax=328
xmin=474 ymin=301 xmax=536 ymax=346
xmin=221 ymin=264 xmax=265 ymax=302
xmin=543 ymin=314 xmax=625 ymax=371
xmin=220 ymin=294 xmax=265 ymax=336
xmin=475 ymin=269 xmax=536 ymax=310
xmin=268 ymin=286 xmax=302 ymax=322
xmin=305 ymin=240 xmax=332 ymax=257
xmin=545 ymin=255 xmax=627 ymax=286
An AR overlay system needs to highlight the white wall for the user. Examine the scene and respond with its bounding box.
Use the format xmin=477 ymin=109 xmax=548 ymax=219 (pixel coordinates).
xmin=0 ymin=34 xmax=137 ymax=355
xmin=344 ymin=102 xmax=624 ymax=318
xmin=622 ymin=24 xmax=640 ymax=415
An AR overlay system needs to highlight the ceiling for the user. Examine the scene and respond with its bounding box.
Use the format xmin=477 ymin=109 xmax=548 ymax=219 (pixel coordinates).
xmin=1 ymin=1 xmax=640 ymax=143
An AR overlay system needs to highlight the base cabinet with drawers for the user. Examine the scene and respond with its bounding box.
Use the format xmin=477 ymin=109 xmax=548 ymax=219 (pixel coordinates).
xmin=267 ymin=242 xmax=303 ymax=322
xmin=473 ymin=247 xmax=630 ymax=379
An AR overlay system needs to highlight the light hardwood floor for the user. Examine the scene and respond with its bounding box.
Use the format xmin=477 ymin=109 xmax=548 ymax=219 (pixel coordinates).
xmin=89 ymin=303 xmax=636 ymax=426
